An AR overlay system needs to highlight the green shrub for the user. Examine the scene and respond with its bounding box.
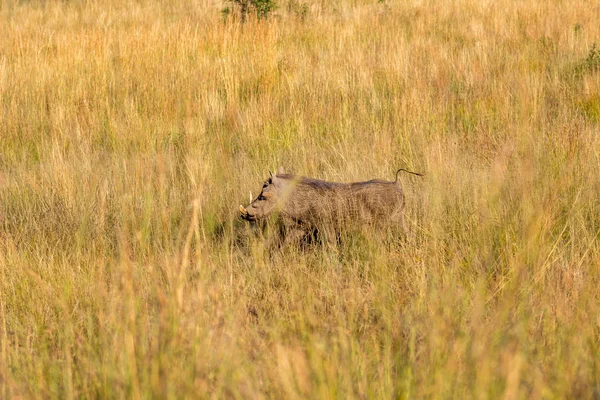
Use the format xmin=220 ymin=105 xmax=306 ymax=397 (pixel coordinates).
xmin=574 ymin=43 xmax=600 ymax=76
xmin=224 ymin=0 xmax=277 ymax=22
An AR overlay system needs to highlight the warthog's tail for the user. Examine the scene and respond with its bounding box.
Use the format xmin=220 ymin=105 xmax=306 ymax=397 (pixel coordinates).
xmin=395 ymin=168 xmax=424 ymax=182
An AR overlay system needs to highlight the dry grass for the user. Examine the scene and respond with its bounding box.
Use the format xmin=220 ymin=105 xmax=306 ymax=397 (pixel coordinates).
xmin=1 ymin=0 xmax=600 ymax=398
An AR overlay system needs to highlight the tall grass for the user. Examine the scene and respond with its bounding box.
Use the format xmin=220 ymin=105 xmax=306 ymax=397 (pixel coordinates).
xmin=1 ymin=0 xmax=599 ymax=397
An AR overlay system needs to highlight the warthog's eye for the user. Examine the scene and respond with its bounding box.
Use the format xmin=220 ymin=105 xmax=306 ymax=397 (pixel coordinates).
xmin=257 ymin=194 xmax=266 ymax=201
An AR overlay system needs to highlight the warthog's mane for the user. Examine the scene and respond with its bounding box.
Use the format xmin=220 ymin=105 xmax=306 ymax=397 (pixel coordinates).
xmin=277 ymin=174 xmax=395 ymax=191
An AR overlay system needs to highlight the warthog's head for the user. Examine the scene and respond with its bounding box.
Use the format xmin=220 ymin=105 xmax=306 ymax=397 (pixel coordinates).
xmin=239 ymin=168 xmax=285 ymax=222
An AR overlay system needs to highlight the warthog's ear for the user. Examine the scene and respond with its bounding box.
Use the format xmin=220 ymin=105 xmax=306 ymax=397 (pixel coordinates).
xmin=277 ymin=166 xmax=284 ymax=175
xmin=269 ymin=171 xmax=279 ymax=185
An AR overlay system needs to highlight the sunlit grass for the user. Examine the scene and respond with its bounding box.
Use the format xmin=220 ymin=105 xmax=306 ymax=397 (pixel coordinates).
xmin=1 ymin=0 xmax=599 ymax=398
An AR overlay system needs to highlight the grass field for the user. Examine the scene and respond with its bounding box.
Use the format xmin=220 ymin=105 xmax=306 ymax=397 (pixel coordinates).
xmin=1 ymin=0 xmax=600 ymax=398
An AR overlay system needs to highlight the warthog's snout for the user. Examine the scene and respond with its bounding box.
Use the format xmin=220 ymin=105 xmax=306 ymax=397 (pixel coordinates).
xmin=239 ymin=205 xmax=256 ymax=221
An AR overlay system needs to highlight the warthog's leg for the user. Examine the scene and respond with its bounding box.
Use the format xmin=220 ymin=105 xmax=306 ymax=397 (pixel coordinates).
xmin=264 ymin=223 xmax=313 ymax=251
xmin=385 ymin=211 xmax=409 ymax=242
xmin=283 ymin=227 xmax=312 ymax=247
xmin=397 ymin=213 xmax=406 ymax=234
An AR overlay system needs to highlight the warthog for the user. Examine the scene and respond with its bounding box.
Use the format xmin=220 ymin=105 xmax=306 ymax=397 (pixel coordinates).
xmin=239 ymin=167 xmax=422 ymax=243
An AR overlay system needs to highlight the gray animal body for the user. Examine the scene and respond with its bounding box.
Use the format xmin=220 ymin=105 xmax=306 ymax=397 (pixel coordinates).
xmin=240 ymin=168 xmax=419 ymax=237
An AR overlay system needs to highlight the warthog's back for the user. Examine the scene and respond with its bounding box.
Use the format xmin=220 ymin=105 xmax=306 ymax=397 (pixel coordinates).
xmin=277 ymin=174 xmax=405 ymax=227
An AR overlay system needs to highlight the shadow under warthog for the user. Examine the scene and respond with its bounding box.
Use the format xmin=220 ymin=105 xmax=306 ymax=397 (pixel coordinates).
xmin=239 ymin=167 xmax=422 ymax=249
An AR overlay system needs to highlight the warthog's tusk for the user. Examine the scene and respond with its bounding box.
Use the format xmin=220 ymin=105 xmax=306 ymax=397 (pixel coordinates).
xmin=239 ymin=205 xmax=248 ymax=215
xmin=249 ymin=192 xmax=253 ymax=203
